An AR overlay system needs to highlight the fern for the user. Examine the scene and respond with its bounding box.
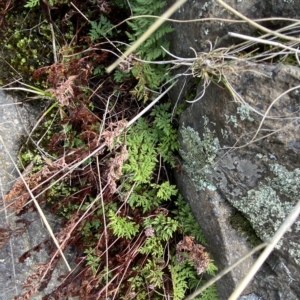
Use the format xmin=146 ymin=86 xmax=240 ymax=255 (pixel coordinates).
xmin=152 ymin=181 xmax=178 ymax=200
xmin=169 ymin=261 xmax=196 ymax=300
xmin=194 ymin=284 xmax=219 ymax=300
xmin=89 ymin=15 xmax=113 ymax=41
xmin=151 ymin=103 xmax=179 ymax=165
xmin=122 ymin=124 xmax=158 ymax=183
xmin=142 ymin=259 xmax=164 ymax=289
xmin=24 ymin=0 xmax=39 ymax=7
xmin=84 ymin=247 xmax=101 ymax=275
xmin=138 ymin=237 xmax=164 ymax=258
xmin=173 ymin=195 xmax=207 ymax=245
xmin=125 ymin=0 xmax=173 ymax=101
xmin=126 ymin=0 xmax=173 ymax=60
xmin=128 ymin=186 xmax=162 ymax=213
xmin=122 ymin=104 xmax=178 ymax=182
xmin=131 ymin=62 xmax=167 ymax=100
xmin=127 ymin=275 xmax=147 ymax=300
xmin=206 ymin=259 xmax=218 ymax=276
xmin=108 ymin=210 xmax=140 ymax=239
xmin=170 ymin=258 xmax=219 ymax=300
xmin=143 ymin=213 xmax=178 ymax=241
xmin=114 ymin=69 xmax=131 ymax=82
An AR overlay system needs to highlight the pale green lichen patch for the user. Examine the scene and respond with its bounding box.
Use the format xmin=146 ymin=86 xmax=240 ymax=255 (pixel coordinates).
xmin=230 ymin=163 xmax=300 ymax=264
xmin=179 ymin=117 xmax=220 ymax=191
xmin=237 ymin=104 xmax=254 ymax=122
xmin=225 ymin=114 xmax=238 ymax=128
xmin=232 ymin=185 xmax=293 ymax=241
xmin=268 ymin=164 xmax=300 ymax=199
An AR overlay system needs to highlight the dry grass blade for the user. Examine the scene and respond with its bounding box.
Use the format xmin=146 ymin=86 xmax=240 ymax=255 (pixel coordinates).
xmin=250 ymin=84 xmax=300 ymax=143
xmin=229 ymin=32 xmax=300 ymax=55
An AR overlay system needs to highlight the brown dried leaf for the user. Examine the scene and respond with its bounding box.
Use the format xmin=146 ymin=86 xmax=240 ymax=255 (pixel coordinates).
xmin=102 ymin=120 xmax=127 ymax=148
xmin=176 ymin=236 xmax=210 ymax=275
xmin=106 ymin=145 xmax=128 ymax=194
xmin=50 ymin=75 xmax=78 ymax=107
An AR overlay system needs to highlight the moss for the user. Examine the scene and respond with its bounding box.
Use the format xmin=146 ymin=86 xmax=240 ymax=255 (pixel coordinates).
xmin=0 ymin=9 xmax=53 ymax=85
xmin=229 ymin=211 xmax=262 ymax=247
xmin=0 ymin=3 xmax=76 ymax=87
xmin=179 ymin=117 xmax=219 ymax=191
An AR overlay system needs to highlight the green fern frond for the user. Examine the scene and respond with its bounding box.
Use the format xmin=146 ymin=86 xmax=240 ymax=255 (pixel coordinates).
xmin=174 ymin=195 xmax=207 ymax=245
xmin=194 ymin=284 xmax=219 ymax=300
xmin=24 ymin=0 xmax=39 ymax=8
xmin=169 ymin=261 xmax=196 ymax=300
xmin=138 ymin=237 xmax=164 ymax=258
xmin=152 ymin=181 xmax=178 ymax=200
xmin=128 ymin=186 xmax=161 ymax=212
xmin=144 ymin=213 xmax=178 ymax=241
xmin=108 ymin=210 xmax=140 ymax=239
xmin=125 ymin=0 xmax=173 ymax=101
xmin=206 ymin=259 xmax=218 ymax=276
xmin=89 ymin=15 xmax=113 ymax=41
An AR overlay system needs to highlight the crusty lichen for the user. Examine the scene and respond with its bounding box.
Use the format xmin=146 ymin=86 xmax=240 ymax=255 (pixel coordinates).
xmin=237 ymin=104 xmax=254 ymax=122
xmin=230 ymin=164 xmax=300 ymax=265
xmin=179 ymin=117 xmax=219 ymax=191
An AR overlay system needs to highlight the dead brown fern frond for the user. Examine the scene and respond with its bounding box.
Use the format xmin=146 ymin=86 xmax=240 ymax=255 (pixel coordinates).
xmin=176 ymin=235 xmax=210 ymax=275
xmin=106 ymin=145 xmax=129 ymax=194
xmin=13 ymin=262 xmax=50 ymax=300
xmin=48 ymin=75 xmax=78 ymax=107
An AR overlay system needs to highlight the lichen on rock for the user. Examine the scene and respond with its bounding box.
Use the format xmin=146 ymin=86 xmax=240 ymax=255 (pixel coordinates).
xmin=179 ymin=117 xmax=219 ymax=191
xmin=230 ymin=164 xmax=300 ymax=265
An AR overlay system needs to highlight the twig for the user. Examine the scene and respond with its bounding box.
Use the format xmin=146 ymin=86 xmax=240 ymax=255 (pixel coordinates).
xmin=70 ymin=2 xmax=90 ymax=22
xmin=50 ymin=23 xmax=58 ymax=63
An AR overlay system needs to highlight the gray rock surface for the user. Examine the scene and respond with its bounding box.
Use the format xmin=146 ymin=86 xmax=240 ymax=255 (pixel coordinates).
xmin=0 ymin=90 xmax=76 ymax=299
xmin=175 ymin=62 xmax=300 ymax=299
xmin=167 ymin=0 xmax=300 ymax=105
xmin=167 ymin=1 xmax=300 ymax=299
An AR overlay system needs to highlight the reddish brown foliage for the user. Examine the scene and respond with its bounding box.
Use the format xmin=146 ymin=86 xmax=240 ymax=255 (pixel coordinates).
xmin=176 ymin=236 xmax=210 ymax=275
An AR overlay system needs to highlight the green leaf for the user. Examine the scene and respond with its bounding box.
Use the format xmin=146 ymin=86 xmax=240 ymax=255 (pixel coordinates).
xmin=154 ymin=181 xmax=178 ymax=200
xmin=24 ymin=0 xmax=39 ymax=8
xmin=108 ymin=210 xmax=140 ymax=239
xmin=173 ymin=195 xmax=207 ymax=245
xmin=89 ymin=16 xmax=113 ymax=41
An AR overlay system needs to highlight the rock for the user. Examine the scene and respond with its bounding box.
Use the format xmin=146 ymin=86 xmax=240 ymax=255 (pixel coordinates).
xmin=175 ymin=61 xmax=300 ymax=299
xmin=166 ymin=0 xmax=300 ymax=298
xmin=166 ymin=0 xmax=300 ymax=105
xmin=0 ymin=90 xmax=77 ymax=299
xmin=166 ymin=0 xmax=300 ymax=58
